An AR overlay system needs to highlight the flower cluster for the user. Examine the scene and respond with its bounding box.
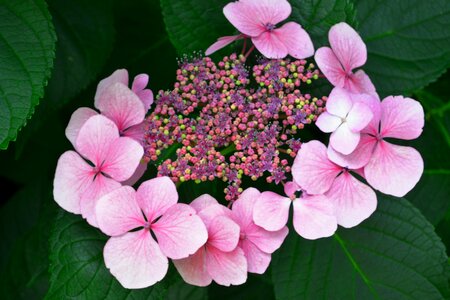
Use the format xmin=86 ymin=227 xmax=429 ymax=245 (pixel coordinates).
xmin=143 ymin=54 xmax=325 ymax=200
xmin=52 ymin=0 xmax=425 ymax=291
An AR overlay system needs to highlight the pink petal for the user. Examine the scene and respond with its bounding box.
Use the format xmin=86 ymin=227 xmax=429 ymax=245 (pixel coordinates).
xmin=253 ymin=191 xmax=291 ymax=231
xmin=239 ymin=239 xmax=271 ymax=274
xmin=380 ymin=96 xmax=424 ymax=140
xmin=275 ymin=22 xmax=314 ymax=59
xmin=245 ymin=222 xmax=288 ymax=253
xmin=131 ymin=74 xmax=149 ymax=92
xmin=346 ymin=102 xmax=373 ymax=132
xmin=252 ymin=32 xmax=288 ymax=59
xmin=190 ymin=194 xmax=219 ymax=213
xmin=284 ymin=181 xmax=300 ymax=198
xmin=365 ymin=141 xmax=424 ymax=197
xmin=197 ymin=203 xmax=232 ymax=226
xmin=207 ymin=216 xmax=240 ymax=252
xmin=346 ymin=69 xmax=376 ymax=94
xmin=95 ymin=186 xmax=145 ymax=236
xmin=95 ymin=69 xmax=129 ymax=107
xmin=135 ymin=89 xmax=153 ymax=112
xmin=326 ymin=172 xmax=377 ymax=228
xmin=121 ymin=161 xmax=147 ymax=186
xmin=224 ymin=0 xmax=291 ymax=37
xmin=314 ymin=47 xmax=346 ymax=88
xmin=53 ymin=151 xmax=93 ymax=214
xmin=292 ymin=194 xmax=337 ymax=239
xmin=329 ymin=22 xmax=366 ymax=72
xmin=327 ymin=134 xmax=377 ymax=169
xmin=76 ymin=115 xmax=119 ymax=166
xmin=96 ymin=83 xmax=146 ymax=132
xmin=205 ymin=35 xmax=244 ymax=56
xmin=136 ymin=177 xmax=178 ymax=222
xmin=65 ymin=107 xmax=98 ymax=147
xmin=315 ymin=112 xmax=342 ymax=133
xmin=173 ymin=247 xmax=212 ymax=287
xmin=123 ymin=123 xmax=145 ymax=144
xmin=152 ymin=203 xmax=208 ymax=259
xmin=79 ymin=174 xmax=121 ymax=227
xmin=103 ymin=230 xmax=168 ymax=289
xmin=330 ymin=122 xmax=361 ymax=155
xmin=350 ymin=92 xmax=381 ymax=135
xmin=326 ymin=87 xmax=353 ymax=117
xmin=291 ymin=140 xmax=341 ymax=194
xmin=101 ymin=137 xmax=143 ymax=182
xmin=231 ymin=187 xmax=260 ymax=230
xmin=206 ymin=245 xmax=247 ymax=286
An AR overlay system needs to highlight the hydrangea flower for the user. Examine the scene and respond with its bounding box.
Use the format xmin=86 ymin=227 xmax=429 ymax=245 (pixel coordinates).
xmin=328 ymin=96 xmax=424 ymax=197
xmin=95 ymin=177 xmax=208 ymax=289
xmin=292 ymin=140 xmax=377 ymax=228
xmin=314 ymin=22 xmax=375 ymax=94
xmin=316 ymin=87 xmax=374 ymax=155
xmin=253 ymin=180 xmax=337 ymax=239
xmin=66 ymin=69 xmax=153 ymax=145
xmin=173 ymin=195 xmax=247 ymax=286
xmin=230 ymin=188 xmax=288 ymax=273
xmin=206 ymin=0 xmax=314 ymax=59
xmin=53 ymin=115 xmax=143 ymax=226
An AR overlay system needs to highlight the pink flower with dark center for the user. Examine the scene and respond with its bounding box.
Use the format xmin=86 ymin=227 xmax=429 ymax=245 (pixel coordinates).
xmin=173 ymin=195 xmax=247 ymax=287
xmin=314 ymin=22 xmax=376 ymax=94
xmin=66 ymin=69 xmax=153 ymax=146
xmin=316 ymin=87 xmax=374 ymax=155
xmin=95 ymin=177 xmax=208 ymax=289
xmin=292 ymin=140 xmax=377 ymax=228
xmin=253 ymin=180 xmax=337 ymax=239
xmin=53 ymin=115 xmax=143 ymax=226
xmin=230 ymin=188 xmax=288 ymax=274
xmin=328 ymin=96 xmax=424 ymax=197
xmin=205 ymin=0 xmax=314 ymax=59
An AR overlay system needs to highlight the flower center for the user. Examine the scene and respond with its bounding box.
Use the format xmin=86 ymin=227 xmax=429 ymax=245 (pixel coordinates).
xmin=265 ymin=23 xmax=276 ymax=31
xmin=240 ymin=232 xmax=246 ymax=240
xmin=143 ymin=221 xmax=151 ymax=229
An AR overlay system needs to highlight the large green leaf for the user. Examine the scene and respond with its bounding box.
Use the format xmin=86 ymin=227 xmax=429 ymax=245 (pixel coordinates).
xmin=0 ymin=182 xmax=57 ymax=299
xmin=46 ymin=211 xmax=168 ymax=299
xmin=272 ymin=195 xmax=449 ymax=299
xmin=356 ymin=0 xmax=450 ymax=97
xmin=0 ymin=0 xmax=56 ymax=149
xmin=160 ymin=0 xmax=233 ymax=55
xmin=290 ymin=0 xmax=357 ymax=47
xmin=45 ymin=0 xmax=115 ymax=106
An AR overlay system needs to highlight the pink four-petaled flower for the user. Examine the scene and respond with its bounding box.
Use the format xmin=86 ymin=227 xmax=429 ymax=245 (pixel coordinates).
xmin=53 ymin=115 xmax=143 ymax=226
xmin=95 ymin=177 xmax=208 ymax=289
xmin=206 ymin=0 xmax=314 ymax=59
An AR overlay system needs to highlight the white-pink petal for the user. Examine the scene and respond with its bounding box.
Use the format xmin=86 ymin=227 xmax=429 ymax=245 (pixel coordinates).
xmin=326 ymin=172 xmax=377 ymax=228
xmin=292 ymin=140 xmax=341 ymax=194
xmin=95 ymin=69 xmax=129 ymax=107
xmin=152 ymin=203 xmax=208 ymax=259
xmin=223 ymin=1 xmax=265 ymax=37
xmin=329 ymin=22 xmax=367 ymax=72
xmin=326 ymin=87 xmax=353 ymax=117
xmin=136 ymin=177 xmax=178 ymax=222
xmin=315 ymin=112 xmax=342 ymax=133
xmin=330 ymin=122 xmax=361 ymax=155
xmin=190 ymin=194 xmax=219 ymax=213
xmin=96 ymin=186 xmax=145 ymax=236
xmin=292 ymin=194 xmax=337 ymax=239
xmin=205 ymin=245 xmax=247 ymax=286
xmin=103 ymin=230 xmax=168 ymax=289
xmin=173 ymin=247 xmax=212 ymax=287
xmin=365 ymin=141 xmax=424 ymax=197
xmin=240 ymin=239 xmax=271 ymax=274
xmin=102 ymin=137 xmax=143 ymax=182
xmin=346 ymin=102 xmax=373 ymax=132
xmin=207 ymin=216 xmax=240 ymax=252
xmin=253 ymin=191 xmax=291 ymax=231
xmin=327 ymin=134 xmax=377 ymax=169
xmin=275 ymin=22 xmax=314 ymax=59
xmin=232 ymin=187 xmax=260 ymax=229
xmin=245 ymin=222 xmax=288 ymax=253
xmin=314 ymin=47 xmax=346 ymax=88
xmin=346 ymin=69 xmax=376 ymax=94
xmin=380 ymin=96 xmax=424 ymax=140
xmin=65 ymin=107 xmax=98 ymax=147
xmin=205 ymin=35 xmax=243 ymax=56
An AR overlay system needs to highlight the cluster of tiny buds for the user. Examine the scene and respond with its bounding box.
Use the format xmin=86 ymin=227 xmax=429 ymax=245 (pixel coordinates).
xmin=143 ymin=53 xmax=326 ymax=201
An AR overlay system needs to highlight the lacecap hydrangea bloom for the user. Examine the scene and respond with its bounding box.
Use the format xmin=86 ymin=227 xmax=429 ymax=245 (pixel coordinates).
xmin=53 ymin=0 xmax=424 ymax=289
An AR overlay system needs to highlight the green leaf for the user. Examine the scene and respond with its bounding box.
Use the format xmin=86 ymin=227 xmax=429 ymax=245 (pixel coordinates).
xmin=272 ymin=195 xmax=449 ymax=299
xmin=289 ymin=0 xmax=358 ymax=47
xmin=166 ymin=280 xmax=207 ymax=300
xmin=46 ymin=211 xmax=168 ymax=299
xmin=356 ymin=0 xmax=450 ymax=97
xmin=0 ymin=0 xmax=56 ymax=149
xmin=160 ymin=0 xmax=234 ymax=54
xmin=45 ymin=0 xmax=115 ymax=106
xmin=0 ymin=182 xmax=57 ymax=299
